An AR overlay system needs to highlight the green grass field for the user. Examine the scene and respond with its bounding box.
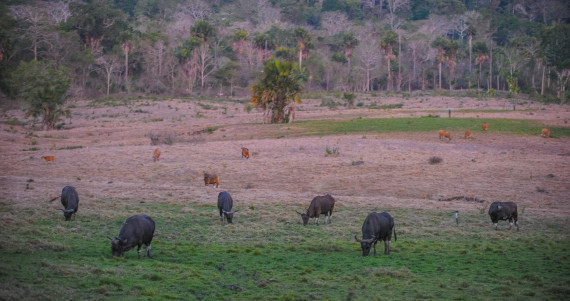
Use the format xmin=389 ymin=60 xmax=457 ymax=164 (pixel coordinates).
xmin=294 ymin=117 xmax=570 ymax=138
xmin=1 ymin=200 xmax=569 ymax=300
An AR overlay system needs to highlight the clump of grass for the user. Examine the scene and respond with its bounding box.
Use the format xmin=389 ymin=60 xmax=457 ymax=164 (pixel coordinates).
xmin=149 ymin=132 xmax=175 ymax=145
xmin=57 ymin=145 xmax=83 ymax=150
xmin=536 ymin=186 xmax=547 ymax=193
xmin=325 ymin=146 xmax=340 ymax=157
xmin=22 ymin=147 xmax=40 ymax=151
xmin=429 ymin=156 xmax=442 ymax=164
xmin=197 ymin=103 xmax=215 ymax=110
xmin=320 ymin=97 xmax=341 ymax=109
xmin=379 ymin=103 xmax=404 ymax=109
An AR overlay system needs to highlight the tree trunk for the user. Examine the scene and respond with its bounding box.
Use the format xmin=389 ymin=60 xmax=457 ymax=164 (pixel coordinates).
xmin=397 ymin=34 xmax=401 ymax=91
xmin=438 ymin=62 xmax=442 ymax=90
xmin=386 ymin=47 xmax=392 ymax=91
xmin=468 ymin=34 xmax=472 ymax=88
xmin=541 ymin=65 xmax=545 ymax=95
xmin=106 ymin=71 xmax=111 ymax=96
xmin=489 ymin=47 xmax=493 ymax=90
xmin=299 ymin=47 xmax=303 ymax=69
xmin=478 ymin=63 xmax=482 ymax=89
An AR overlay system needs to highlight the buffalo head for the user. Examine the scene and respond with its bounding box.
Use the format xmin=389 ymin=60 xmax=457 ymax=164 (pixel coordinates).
xmin=223 ymin=210 xmax=238 ymax=223
xmin=296 ymin=211 xmax=310 ymax=226
xmin=355 ymin=235 xmax=375 ymax=256
xmin=109 ymin=236 xmax=128 ymax=257
xmin=59 ymin=208 xmax=75 ymax=221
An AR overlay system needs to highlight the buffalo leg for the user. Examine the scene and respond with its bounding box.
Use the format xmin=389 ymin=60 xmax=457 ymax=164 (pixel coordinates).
xmin=373 ymin=241 xmax=377 ymax=255
xmin=137 ymin=244 xmax=141 ymax=259
xmin=384 ymin=241 xmax=391 ymax=255
xmin=146 ymin=244 xmax=152 ymax=258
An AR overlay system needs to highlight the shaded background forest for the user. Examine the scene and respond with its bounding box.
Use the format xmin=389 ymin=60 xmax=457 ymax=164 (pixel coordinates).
xmin=0 ymin=0 xmax=569 ymax=101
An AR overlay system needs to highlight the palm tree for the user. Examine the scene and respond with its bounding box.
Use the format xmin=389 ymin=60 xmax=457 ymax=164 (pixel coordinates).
xmin=380 ymin=31 xmax=398 ymax=90
xmin=294 ymin=27 xmax=311 ymax=69
xmin=340 ymin=32 xmax=359 ymax=70
xmin=251 ymin=59 xmax=304 ymax=123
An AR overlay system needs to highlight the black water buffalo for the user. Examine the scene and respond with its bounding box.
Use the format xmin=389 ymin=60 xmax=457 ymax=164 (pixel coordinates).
xmin=109 ymin=215 xmax=155 ymax=258
xmin=488 ymin=201 xmax=519 ymax=231
xmin=355 ymin=212 xmax=397 ymax=256
xmin=218 ymin=191 xmax=238 ymax=223
xmin=60 ymin=186 xmax=79 ymax=221
xmin=296 ymin=194 xmax=335 ymax=226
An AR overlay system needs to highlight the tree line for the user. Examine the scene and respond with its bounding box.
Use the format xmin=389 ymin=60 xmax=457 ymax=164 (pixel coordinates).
xmin=0 ymin=0 xmax=568 ymax=126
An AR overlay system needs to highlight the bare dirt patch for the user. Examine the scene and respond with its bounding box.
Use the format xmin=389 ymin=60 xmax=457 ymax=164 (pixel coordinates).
xmin=1 ymin=96 xmax=569 ymax=220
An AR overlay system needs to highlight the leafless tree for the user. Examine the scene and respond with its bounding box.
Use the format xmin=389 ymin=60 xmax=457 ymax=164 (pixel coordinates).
xmin=530 ymin=0 xmax=569 ymax=25
xmin=181 ymin=0 xmax=212 ymax=21
xmin=387 ymin=0 xmax=409 ymax=15
xmin=42 ymin=1 xmax=71 ymax=24
xmin=196 ymin=43 xmax=216 ymax=93
xmin=96 ymin=54 xmax=122 ymax=96
xmin=356 ymin=40 xmax=382 ymax=92
xmin=407 ymin=39 xmax=428 ymax=91
xmin=321 ymin=11 xmax=350 ymax=36
xmin=255 ymin=0 xmax=281 ymax=31
xmin=9 ymin=5 xmax=54 ymax=61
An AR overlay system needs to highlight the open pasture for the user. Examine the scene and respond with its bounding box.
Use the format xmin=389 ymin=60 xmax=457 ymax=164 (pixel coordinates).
xmin=1 ymin=95 xmax=569 ymax=300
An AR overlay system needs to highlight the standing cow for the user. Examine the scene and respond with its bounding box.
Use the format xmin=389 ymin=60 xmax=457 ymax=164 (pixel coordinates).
xmin=355 ymin=212 xmax=397 ymax=256
xmin=296 ymin=194 xmax=335 ymax=226
xmin=59 ymin=186 xmax=79 ymax=221
xmin=109 ymin=215 xmax=155 ymax=258
xmin=218 ymin=191 xmax=238 ymax=223
xmin=488 ymin=202 xmax=519 ymax=231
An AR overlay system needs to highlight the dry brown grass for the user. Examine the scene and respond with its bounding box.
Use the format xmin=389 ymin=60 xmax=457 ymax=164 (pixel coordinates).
xmin=0 ymin=96 xmax=569 ymax=221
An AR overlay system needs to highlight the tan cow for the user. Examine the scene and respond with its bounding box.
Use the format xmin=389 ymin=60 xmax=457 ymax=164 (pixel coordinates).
xmin=41 ymin=156 xmax=55 ymax=163
xmin=241 ymin=147 xmax=250 ymax=159
xmin=153 ymin=148 xmax=161 ymax=162
xmin=438 ymin=130 xmax=451 ymax=140
xmin=204 ymin=173 xmax=219 ymax=188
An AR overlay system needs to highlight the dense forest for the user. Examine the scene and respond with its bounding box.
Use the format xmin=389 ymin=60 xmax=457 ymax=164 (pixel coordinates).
xmin=0 ymin=0 xmax=569 ymax=103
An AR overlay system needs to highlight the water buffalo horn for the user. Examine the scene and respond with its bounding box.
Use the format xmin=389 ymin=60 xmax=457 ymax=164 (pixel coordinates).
xmin=64 ymin=209 xmax=74 ymax=213
xmin=107 ymin=236 xmax=114 ymax=241
xmin=354 ymin=235 xmax=361 ymax=242
xmin=296 ymin=211 xmax=303 ymax=216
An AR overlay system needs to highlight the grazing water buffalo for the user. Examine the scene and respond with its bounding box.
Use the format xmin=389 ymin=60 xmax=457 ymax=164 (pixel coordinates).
xmin=218 ymin=191 xmax=238 ymax=223
xmin=59 ymin=186 xmax=79 ymax=221
xmin=488 ymin=202 xmax=519 ymax=231
xmin=355 ymin=212 xmax=397 ymax=256
xmin=296 ymin=194 xmax=335 ymax=226
xmin=109 ymin=215 xmax=155 ymax=258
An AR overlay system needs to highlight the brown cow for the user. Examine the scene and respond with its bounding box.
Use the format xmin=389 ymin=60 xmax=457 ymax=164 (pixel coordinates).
xmin=482 ymin=123 xmax=488 ymax=131
xmin=153 ymin=148 xmax=161 ymax=162
xmin=541 ymin=128 xmax=550 ymax=138
xmin=464 ymin=130 xmax=471 ymax=139
xmin=204 ymin=173 xmax=219 ymax=188
xmin=241 ymin=147 xmax=250 ymax=159
xmin=41 ymin=156 xmax=55 ymax=163
xmin=438 ymin=130 xmax=451 ymax=140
